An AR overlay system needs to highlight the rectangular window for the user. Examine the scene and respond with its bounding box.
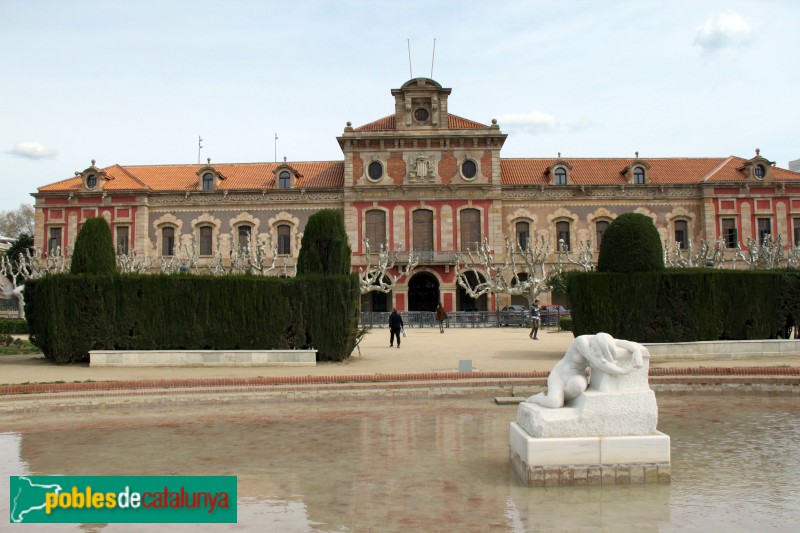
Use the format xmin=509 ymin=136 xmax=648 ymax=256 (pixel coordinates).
xmin=758 ymin=218 xmax=772 ymax=245
xmin=116 ymin=226 xmax=129 ymax=255
xmin=460 ymin=209 xmax=481 ymax=252
xmin=674 ymin=220 xmax=688 ymax=250
xmin=162 ymin=227 xmax=175 ymax=256
xmin=556 ymin=221 xmax=570 ymax=251
xmin=48 ymin=227 xmax=62 ymax=255
xmin=516 ymin=221 xmax=529 ymax=251
xmin=413 ymin=210 xmax=434 ymax=252
xmin=722 ymin=218 xmax=738 ymax=248
xmin=595 ymin=221 xmax=609 ymax=247
xmin=277 ymin=225 xmax=291 ymax=255
xmin=238 ymin=225 xmax=251 ymax=253
xmin=200 ymin=226 xmax=213 ymax=256
xmin=365 ymin=210 xmax=386 ymax=248
xmin=793 ymin=218 xmax=800 ymax=246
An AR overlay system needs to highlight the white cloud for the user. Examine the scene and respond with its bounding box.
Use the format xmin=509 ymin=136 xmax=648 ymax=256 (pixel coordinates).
xmin=8 ymin=142 xmax=57 ymax=160
xmin=497 ymin=111 xmax=558 ymax=135
xmin=693 ymin=12 xmax=753 ymax=52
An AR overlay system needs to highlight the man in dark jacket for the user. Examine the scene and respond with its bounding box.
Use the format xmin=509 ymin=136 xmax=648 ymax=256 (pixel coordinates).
xmin=389 ymin=308 xmax=404 ymax=348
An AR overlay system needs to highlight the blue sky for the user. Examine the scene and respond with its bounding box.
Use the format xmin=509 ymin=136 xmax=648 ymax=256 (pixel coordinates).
xmin=1 ymin=0 xmax=798 ymax=212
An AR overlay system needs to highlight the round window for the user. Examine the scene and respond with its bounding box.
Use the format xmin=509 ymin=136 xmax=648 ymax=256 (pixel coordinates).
xmin=367 ymin=161 xmax=383 ymax=181
xmin=414 ymin=108 xmax=429 ymax=122
xmin=755 ymin=164 xmax=765 ymax=179
xmin=461 ymin=160 xmax=477 ymax=179
xmin=86 ymin=174 xmax=97 ymax=189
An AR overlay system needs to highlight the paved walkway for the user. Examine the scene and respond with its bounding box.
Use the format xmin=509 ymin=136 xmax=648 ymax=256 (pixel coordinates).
xmin=3 ymin=326 xmax=800 ymax=387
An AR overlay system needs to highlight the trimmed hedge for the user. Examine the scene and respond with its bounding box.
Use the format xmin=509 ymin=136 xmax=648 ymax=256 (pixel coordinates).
xmin=25 ymin=273 xmax=360 ymax=364
xmin=597 ymin=213 xmax=664 ymax=273
xmin=296 ymin=209 xmax=351 ymax=276
xmin=0 ymin=319 xmax=28 ymax=334
xmin=70 ymin=217 xmax=116 ymax=275
xmin=567 ymin=269 xmax=788 ymax=342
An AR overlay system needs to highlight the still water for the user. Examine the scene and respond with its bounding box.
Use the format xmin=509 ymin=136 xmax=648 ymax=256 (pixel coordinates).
xmin=1 ymin=395 xmax=800 ymax=532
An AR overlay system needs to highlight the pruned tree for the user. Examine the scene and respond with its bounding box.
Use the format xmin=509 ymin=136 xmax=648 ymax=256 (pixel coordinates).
xmin=453 ymin=235 xmax=551 ymax=307
xmin=732 ymin=234 xmax=784 ymax=269
xmin=663 ymin=237 xmax=726 ymax=268
xmin=359 ymin=239 xmax=419 ymax=294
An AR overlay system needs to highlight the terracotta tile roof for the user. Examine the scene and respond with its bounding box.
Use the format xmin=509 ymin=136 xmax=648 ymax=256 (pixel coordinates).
xmin=355 ymin=115 xmax=395 ymax=131
xmin=448 ymin=114 xmax=488 ymax=129
xmin=38 ymin=161 xmax=344 ymax=193
xmin=501 ymin=157 xmax=800 ymax=185
xmin=354 ymin=113 xmax=487 ymax=131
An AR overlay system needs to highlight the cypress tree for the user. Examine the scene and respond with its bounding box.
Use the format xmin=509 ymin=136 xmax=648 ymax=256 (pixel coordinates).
xmin=597 ymin=212 xmax=664 ymax=273
xmin=296 ymin=209 xmax=351 ymax=275
xmin=70 ymin=217 xmax=117 ymax=275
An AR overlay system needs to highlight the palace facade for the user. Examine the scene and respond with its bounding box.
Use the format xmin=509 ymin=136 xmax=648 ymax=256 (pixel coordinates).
xmin=32 ymin=78 xmax=800 ymax=312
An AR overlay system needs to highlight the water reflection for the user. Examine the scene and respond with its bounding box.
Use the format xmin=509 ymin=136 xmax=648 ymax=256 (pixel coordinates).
xmin=0 ymin=396 xmax=798 ymax=531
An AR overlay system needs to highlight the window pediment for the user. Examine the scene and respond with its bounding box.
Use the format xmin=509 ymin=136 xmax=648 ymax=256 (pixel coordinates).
xmin=621 ymin=154 xmax=651 ymax=184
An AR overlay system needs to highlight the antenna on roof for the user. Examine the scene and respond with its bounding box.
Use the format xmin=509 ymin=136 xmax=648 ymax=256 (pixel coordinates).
xmin=274 ymin=133 xmax=278 ymax=163
xmin=407 ymin=39 xmax=413 ymax=79
xmin=430 ymin=38 xmax=436 ymax=79
xmin=198 ymin=136 xmax=203 ymax=164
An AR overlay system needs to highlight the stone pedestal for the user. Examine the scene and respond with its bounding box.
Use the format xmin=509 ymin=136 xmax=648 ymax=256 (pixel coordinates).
xmin=510 ymin=422 xmax=671 ymax=486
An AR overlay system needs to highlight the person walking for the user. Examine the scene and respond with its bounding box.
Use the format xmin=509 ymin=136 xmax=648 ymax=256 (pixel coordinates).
xmin=389 ymin=308 xmax=404 ymax=348
xmin=529 ymin=299 xmax=541 ymax=340
xmin=435 ymin=303 xmax=447 ymax=333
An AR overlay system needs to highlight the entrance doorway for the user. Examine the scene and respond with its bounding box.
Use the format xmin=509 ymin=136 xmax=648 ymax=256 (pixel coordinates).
xmin=408 ymin=272 xmax=439 ymax=312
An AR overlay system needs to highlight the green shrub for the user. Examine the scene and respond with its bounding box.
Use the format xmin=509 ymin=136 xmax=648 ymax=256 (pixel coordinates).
xmin=296 ymin=209 xmax=351 ymax=275
xmin=0 ymin=334 xmax=12 ymax=346
xmin=597 ymin=213 xmax=664 ymax=273
xmin=25 ymin=273 xmax=360 ymax=364
xmin=70 ymin=217 xmax=116 ymax=275
xmin=559 ymin=316 xmax=573 ymax=331
xmin=0 ymin=319 xmax=28 ymax=334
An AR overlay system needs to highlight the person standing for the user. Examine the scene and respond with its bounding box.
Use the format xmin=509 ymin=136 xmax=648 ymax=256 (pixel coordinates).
xmin=529 ymin=299 xmax=541 ymax=340
xmin=435 ymin=303 xmax=447 ymax=333
xmin=389 ymin=308 xmax=404 ymax=348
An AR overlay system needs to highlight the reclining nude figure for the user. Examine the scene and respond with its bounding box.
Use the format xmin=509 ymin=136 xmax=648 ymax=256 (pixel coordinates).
xmin=526 ymin=332 xmax=644 ymax=408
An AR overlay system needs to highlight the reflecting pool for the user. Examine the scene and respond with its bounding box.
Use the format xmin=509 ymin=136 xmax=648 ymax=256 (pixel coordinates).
xmin=2 ymin=395 xmax=800 ymax=531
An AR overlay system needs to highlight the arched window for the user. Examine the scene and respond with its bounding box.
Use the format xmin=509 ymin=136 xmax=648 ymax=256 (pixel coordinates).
xmin=161 ymin=227 xmax=175 ymax=256
xmin=516 ymin=221 xmax=530 ymax=251
xmin=595 ymin=220 xmax=609 ymax=247
xmin=674 ymin=220 xmax=688 ymax=249
xmin=556 ymin=221 xmax=571 ymax=251
xmin=199 ymin=226 xmax=213 ymax=255
xmin=237 ymin=225 xmax=252 ymax=253
xmin=554 ymin=167 xmax=567 ymax=185
xmin=413 ymin=210 xmax=434 ymax=252
xmin=365 ymin=210 xmax=386 ymax=247
xmin=633 ymin=167 xmax=645 ymax=185
xmin=202 ymin=173 xmax=214 ymax=190
xmin=86 ymin=174 xmax=97 ymax=189
xmin=277 ymin=224 xmax=291 ymax=255
xmin=460 ymin=209 xmax=481 ymax=252
xmin=279 ymin=171 xmax=291 ymax=189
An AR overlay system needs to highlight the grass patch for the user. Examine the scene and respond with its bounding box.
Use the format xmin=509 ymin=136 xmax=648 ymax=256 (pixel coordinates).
xmin=0 ymin=338 xmax=43 ymax=356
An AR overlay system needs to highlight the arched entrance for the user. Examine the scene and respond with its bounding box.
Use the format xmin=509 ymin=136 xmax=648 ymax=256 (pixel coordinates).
xmin=457 ymin=271 xmax=488 ymax=311
xmin=408 ymin=272 xmax=439 ymax=312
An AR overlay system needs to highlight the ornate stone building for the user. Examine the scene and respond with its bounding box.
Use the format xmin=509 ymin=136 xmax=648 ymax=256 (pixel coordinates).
xmin=33 ymin=78 xmax=800 ymax=312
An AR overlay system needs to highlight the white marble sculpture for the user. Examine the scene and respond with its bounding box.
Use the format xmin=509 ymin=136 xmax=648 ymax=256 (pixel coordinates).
xmin=519 ymin=332 xmax=657 ymax=438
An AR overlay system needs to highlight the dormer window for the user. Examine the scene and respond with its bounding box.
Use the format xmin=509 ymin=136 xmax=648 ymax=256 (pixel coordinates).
xmin=554 ymin=167 xmax=567 ymax=185
xmin=202 ymin=172 xmax=214 ymax=190
xmin=414 ymin=108 xmax=429 ymax=122
xmin=754 ymin=164 xmax=765 ymax=179
xmin=633 ymin=167 xmax=645 ymax=184
xmin=279 ymin=171 xmax=291 ymax=189
xmin=195 ymin=163 xmax=224 ymax=191
xmin=739 ymin=150 xmax=774 ymax=180
xmin=86 ymin=174 xmax=97 ymax=189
